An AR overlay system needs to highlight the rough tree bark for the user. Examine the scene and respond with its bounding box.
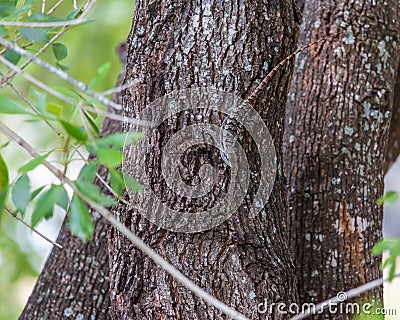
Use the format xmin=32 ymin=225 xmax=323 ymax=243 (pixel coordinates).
xmin=108 ymin=0 xmax=300 ymax=319
xmin=19 ymin=1 xmax=400 ymax=320
xmin=386 ymin=65 xmax=400 ymax=172
xmin=284 ymin=1 xmax=400 ymax=319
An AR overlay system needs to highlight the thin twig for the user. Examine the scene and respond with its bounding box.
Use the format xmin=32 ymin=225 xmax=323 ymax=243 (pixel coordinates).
xmin=0 ymin=54 xmax=152 ymax=128
xmin=0 ymin=19 xmax=87 ymax=28
xmin=0 ymin=61 xmax=145 ymax=208
xmin=288 ymin=273 xmax=400 ymax=320
xmin=0 ymin=121 xmax=250 ymax=320
xmin=47 ymin=0 xmax=64 ymax=15
xmin=101 ymin=80 xmax=140 ymax=96
xmin=5 ymin=207 xmax=62 ymax=249
xmin=0 ymin=54 xmax=75 ymax=103
xmin=41 ymin=0 xmax=46 ymax=13
xmin=1 ymin=27 xmax=68 ymax=84
xmin=0 ymin=37 xmax=122 ymax=110
xmin=1 ymin=0 xmax=96 ymax=86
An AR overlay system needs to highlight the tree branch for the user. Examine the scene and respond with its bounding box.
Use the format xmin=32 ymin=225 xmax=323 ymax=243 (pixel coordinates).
xmin=288 ymin=274 xmax=400 ymax=320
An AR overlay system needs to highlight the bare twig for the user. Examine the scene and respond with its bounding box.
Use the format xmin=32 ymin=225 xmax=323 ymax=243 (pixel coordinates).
xmin=0 ymin=38 xmax=122 ymax=110
xmin=1 ymin=27 xmax=68 ymax=84
xmin=0 ymin=121 xmax=250 ymax=320
xmin=0 ymin=54 xmax=152 ymax=128
xmin=288 ymin=274 xmax=400 ymax=320
xmin=0 ymin=19 xmax=87 ymax=28
xmin=47 ymin=0 xmax=64 ymax=15
xmin=101 ymin=80 xmax=140 ymax=96
xmin=5 ymin=207 xmax=62 ymax=249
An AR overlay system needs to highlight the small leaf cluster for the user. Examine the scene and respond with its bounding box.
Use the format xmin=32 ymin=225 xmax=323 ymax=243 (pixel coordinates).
xmin=0 ymin=0 xmax=84 ymax=70
xmin=0 ymin=117 xmax=144 ymax=241
xmin=377 ymin=190 xmax=400 ymax=206
xmin=373 ymin=238 xmax=400 ymax=282
xmin=0 ymin=0 xmax=144 ymax=242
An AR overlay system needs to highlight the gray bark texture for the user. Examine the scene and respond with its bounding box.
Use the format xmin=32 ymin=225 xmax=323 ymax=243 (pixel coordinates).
xmin=283 ymin=1 xmax=400 ymax=319
xmin=109 ymin=0 xmax=300 ymax=319
xmin=19 ymin=1 xmax=400 ymax=320
xmin=386 ymin=65 xmax=400 ymax=172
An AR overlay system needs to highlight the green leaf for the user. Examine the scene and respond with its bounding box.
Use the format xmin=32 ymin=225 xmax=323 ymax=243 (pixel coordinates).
xmin=18 ymin=151 xmax=51 ymax=173
xmin=69 ymin=195 xmax=94 ymax=242
xmin=372 ymin=239 xmax=391 ymax=255
xmin=67 ymin=8 xmax=81 ymax=20
xmin=74 ymin=180 xmax=116 ymax=206
xmin=0 ymin=141 xmax=9 ymax=150
xmin=45 ymin=103 xmax=63 ymax=116
xmin=60 ymin=120 xmax=88 ymax=142
xmin=78 ymin=163 xmax=98 ymax=182
xmin=88 ymin=62 xmax=111 ymax=89
xmin=110 ymin=169 xmax=124 ymax=197
xmin=4 ymin=49 xmax=21 ymax=65
xmin=30 ymin=185 xmax=45 ymax=200
xmin=123 ymin=173 xmax=143 ymax=193
xmin=54 ymin=86 xmax=80 ymax=101
xmin=24 ymin=0 xmax=35 ymax=4
xmin=0 ymin=97 xmax=30 ymax=114
xmin=56 ymin=62 xmax=69 ymax=72
xmin=0 ymin=25 xmax=7 ymax=36
xmin=83 ymin=110 xmax=100 ymax=136
xmin=31 ymin=184 xmax=68 ymax=227
xmin=52 ymin=43 xmax=68 ymax=61
xmin=377 ymin=191 xmax=400 ymax=206
xmin=0 ymin=153 xmax=9 ymax=192
xmin=95 ymin=148 xmax=123 ymax=168
xmin=20 ymin=27 xmax=49 ymax=43
xmin=96 ymin=132 xmax=144 ymax=149
xmin=0 ymin=186 xmax=9 ymax=217
xmin=388 ymin=260 xmax=397 ymax=281
xmin=53 ymin=184 xmax=69 ymax=210
xmin=30 ymin=87 xmax=47 ymax=114
xmin=27 ymin=13 xmax=63 ymax=23
xmin=11 ymin=174 xmax=30 ymax=215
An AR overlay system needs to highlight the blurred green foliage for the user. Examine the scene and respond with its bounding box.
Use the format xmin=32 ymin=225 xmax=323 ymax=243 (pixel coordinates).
xmin=0 ymin=0 xmax=133 ymax=318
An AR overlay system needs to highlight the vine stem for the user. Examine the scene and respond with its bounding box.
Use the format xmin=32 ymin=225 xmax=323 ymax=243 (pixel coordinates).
xmin=0 ymin=121 xmax=250 ymax=320
xmin=5 ymin=207 xmax=62 ymax=249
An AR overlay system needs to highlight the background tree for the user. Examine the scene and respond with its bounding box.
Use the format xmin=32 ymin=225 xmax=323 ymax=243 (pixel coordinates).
xmin=284 ymin=1 xmax=400 ymax=319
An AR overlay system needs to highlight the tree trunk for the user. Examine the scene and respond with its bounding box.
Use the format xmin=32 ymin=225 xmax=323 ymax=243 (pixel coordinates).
xmin=109 ymin=0 xmax=300 ymax=319
xmin=19 ymin=217 xmax=111 ymax=320
xmin=20 ymin=1 xmax=400 ymax=320
xmin=284 ymin=1 xmax=400 ymax=318
xmin=386 ymin=64 xmax=400 ymax=172
xmin=18 ymin=47 xmax=129 ymax=319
